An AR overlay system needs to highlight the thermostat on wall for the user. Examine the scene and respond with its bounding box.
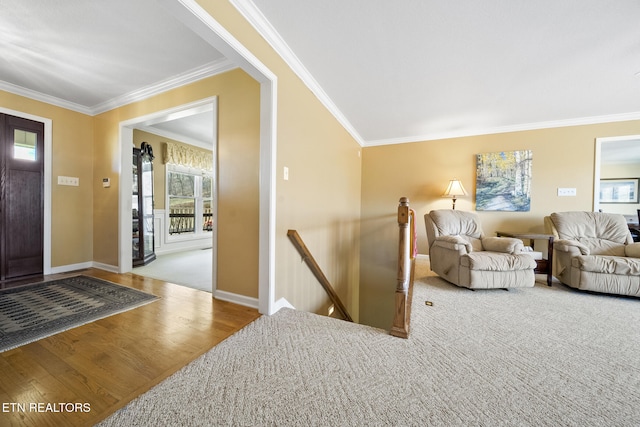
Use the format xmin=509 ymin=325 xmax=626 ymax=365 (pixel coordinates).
xmin=103 ymin=178 xmax=111 ymax=188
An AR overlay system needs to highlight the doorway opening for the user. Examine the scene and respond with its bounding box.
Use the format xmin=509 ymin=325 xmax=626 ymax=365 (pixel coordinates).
xmin=594 ymin=135 xmax=640 ymax=221
xmin=121 ymin=0 xmax=277 ymax=314
xmin=120 ymin=98 xmax=218 ymax=293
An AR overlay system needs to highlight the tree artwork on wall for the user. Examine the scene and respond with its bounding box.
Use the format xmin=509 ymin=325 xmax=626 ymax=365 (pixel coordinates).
xmin=475 ymin=150 xmax=532 ymax=212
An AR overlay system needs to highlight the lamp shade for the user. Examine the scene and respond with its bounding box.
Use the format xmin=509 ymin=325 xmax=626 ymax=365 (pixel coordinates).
xmin=443 ymin=179 xmax=467 ymax=197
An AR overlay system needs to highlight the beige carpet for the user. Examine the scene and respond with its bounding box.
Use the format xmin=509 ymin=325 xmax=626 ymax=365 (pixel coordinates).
xmin=99 ymin=257 xmax=640 ymax=426
xmin=133 ymin=248 xmax=212 ymax=292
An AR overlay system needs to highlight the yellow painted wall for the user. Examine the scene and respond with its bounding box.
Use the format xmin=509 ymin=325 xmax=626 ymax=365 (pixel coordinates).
xmin=93 ymin=69 xmax=260 ymax=298
xmin=0 ymin=90 xmax=94 ymax=268
xmin=1 ymin=1 xmax=363 ymax=317
xmin=360 ymin=120 xmax=640 ymax=328
xmin=197 ymin=0 xmax=363 ymax=318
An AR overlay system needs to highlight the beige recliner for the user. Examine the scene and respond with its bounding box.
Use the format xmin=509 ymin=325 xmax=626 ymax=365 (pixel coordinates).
xmin=424 ymin=210 xmax=536 ymax=289
xmin=546 ymin=211 xmax=640 ymax=297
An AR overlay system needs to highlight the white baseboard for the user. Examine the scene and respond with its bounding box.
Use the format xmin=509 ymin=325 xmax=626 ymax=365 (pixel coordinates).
xmin=49 ymin=261 xmax=94 ymax=274
xmin=214 ymin=289 xmax=259 ymax=309
xmin=50 ymin=262 xmax=259 ymax=312
xmin=49 ymin=261 xmax=120 ymax=275
xmin=272 ymin=297 xmax=295 ymax=313
xmin=92 ymin=262 xmax=120 ymax=273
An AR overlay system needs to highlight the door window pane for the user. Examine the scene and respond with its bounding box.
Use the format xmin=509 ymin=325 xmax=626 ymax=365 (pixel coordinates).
xmin=14 ymin=129 xmax=37 ymax=161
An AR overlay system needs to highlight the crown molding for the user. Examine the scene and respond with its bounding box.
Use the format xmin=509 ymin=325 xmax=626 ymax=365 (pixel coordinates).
xmin=136 ymin=125 xmax=212 ymax=150
xmin=91 ymin=58 xmax=236 ymax=115
xmin=0 ymin=80 xmax=95 ymax=115
xmin=365 ymin=111 xmax=640 ymax=147
xmin=230 ymin=0 xmax=366 ymax=147
xmin=0 ymin=58 xmax=236 ymax=116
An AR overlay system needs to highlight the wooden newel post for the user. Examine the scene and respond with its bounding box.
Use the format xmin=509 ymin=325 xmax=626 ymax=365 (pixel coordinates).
xmin=391 ymin=197 xmax=412 ymax=338
xmin=397 ymin=197 xmax=410 ymax=293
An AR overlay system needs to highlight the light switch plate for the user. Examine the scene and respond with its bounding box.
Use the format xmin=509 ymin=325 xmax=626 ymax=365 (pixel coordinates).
xmin=557 ymin=187 xmax=576 ymax=196
xmin=58 ymin=176 xmax=79 ymax=186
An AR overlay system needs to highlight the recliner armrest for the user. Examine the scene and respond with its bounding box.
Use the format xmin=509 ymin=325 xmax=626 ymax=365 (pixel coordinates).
xmin=554 ymin=239 xmax=590 ymax=255
xmin=482 ymin=237 xmax=524 ymax=254
xmin=625 ymin=243 xmax=640 ymax=258
xmin=432 ymin=235 xmax=472 ymax=253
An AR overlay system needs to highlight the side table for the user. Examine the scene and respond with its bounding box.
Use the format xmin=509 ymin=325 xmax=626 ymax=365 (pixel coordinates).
xmin=496 ymin=232 xmax=554 ymax=287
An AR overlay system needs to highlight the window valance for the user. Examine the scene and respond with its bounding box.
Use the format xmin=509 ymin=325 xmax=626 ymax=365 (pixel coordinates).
xmin=163 ymin=142 xmax=213 ymax=172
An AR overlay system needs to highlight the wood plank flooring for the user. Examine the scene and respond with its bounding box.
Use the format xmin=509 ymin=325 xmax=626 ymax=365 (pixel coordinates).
xmin=0 ymin=269 xmax=261 ymax=426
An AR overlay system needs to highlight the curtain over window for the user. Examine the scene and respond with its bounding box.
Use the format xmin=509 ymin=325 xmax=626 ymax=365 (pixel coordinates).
xmin=163 ymin=142 xmax=213 ymax=171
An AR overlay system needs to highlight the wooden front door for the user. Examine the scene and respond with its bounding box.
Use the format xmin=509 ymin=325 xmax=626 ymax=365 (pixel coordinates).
xmin=0 ymin=113 xmax=44 ymax=280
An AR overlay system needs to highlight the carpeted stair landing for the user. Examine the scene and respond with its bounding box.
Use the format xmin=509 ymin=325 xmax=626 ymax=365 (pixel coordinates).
xmin=99 ymin=258 xmax=640 ymax=426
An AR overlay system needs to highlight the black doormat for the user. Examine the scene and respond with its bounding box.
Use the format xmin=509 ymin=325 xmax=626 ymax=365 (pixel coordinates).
xmin=0 ymin=275 xmax=159 ymax=352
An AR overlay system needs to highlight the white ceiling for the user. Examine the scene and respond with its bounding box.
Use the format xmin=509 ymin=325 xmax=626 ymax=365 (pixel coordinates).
xmin=2 ymin=0 xmax=640 ymax=150
xmin=0 ymin=0 xmax=229 ymax=146
xmin=239 ymin=0 xmax=640 ymax=145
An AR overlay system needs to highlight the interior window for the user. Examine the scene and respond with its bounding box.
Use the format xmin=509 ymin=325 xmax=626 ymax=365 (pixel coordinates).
xmin=167 ymin=168 xmax=213 ymax=236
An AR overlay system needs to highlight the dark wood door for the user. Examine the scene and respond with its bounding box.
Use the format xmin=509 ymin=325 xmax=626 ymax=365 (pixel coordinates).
xmin=0 ymin=114 xmax=44 ymax=280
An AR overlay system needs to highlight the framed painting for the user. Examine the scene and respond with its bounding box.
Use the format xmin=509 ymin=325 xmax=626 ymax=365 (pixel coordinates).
xmin=476 ymin=150 xmax=532 ymax=212
xmin=599 ymin=178 xmax=639 ymax=204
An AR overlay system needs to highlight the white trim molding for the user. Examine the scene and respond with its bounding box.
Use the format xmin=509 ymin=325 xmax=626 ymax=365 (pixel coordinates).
xmin=214 ymin=290 xmax=259 ymax=309
xmin=159 ymin=0 xmax=279 ymax=316
xmin=91 ymin=262 xmax=120 ymax=274
xmin=91 ymin=59 xmax=236 ymax=115
xmin=49 ymin=262 xmax=94 ymax=275
xmin=366 ymin=111 xmax=640 ymax=147
xmin=272 ymin=297 xmax=295 ymax=313
xmin=230 ymin=0 xmax=365 ymax=147
xmin=593 ymin=134 xmax=640 ymax=212
xmin=49 ymin=261 xmax=119 ymax=275
xmin=0 ymin=59 xmax=236 ymax=117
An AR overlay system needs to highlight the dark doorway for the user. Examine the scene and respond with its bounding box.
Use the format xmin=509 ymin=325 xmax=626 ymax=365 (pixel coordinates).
xmin=0 ymin=113 xmax=44 ymax=281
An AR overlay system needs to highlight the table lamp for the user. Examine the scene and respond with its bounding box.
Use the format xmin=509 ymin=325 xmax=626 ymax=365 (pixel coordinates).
xmin=443 ymin=179 xmax=467 ymax=209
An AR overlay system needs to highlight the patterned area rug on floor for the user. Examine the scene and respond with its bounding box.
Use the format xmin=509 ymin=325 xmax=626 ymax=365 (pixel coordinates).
xmin=0 ymin=275 xmax=158 ymax=352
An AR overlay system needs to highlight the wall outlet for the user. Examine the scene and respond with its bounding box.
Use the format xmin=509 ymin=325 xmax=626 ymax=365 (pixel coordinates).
xmin=557 ymin=187 xmax=576 ymax=196
xmin=58 ymin=176 xmax=79 ymax=186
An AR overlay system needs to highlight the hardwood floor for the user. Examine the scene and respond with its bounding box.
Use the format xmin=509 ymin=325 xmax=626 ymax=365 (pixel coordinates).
xmin=0 ymin=269 xmax=261 ymax=426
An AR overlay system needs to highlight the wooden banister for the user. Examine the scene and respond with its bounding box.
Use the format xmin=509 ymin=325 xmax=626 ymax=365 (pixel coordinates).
xmin=287 ymin=230 xmax=353 ymax=322
xmin=390 ymin=197 xmax=416 ymax=338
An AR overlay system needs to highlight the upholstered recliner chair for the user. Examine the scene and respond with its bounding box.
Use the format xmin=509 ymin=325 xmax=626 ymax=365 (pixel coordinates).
xmin=546 ymin=211 xmax=640 ymax=297
xmin=424 ymin=210 xmax=536 ymax=289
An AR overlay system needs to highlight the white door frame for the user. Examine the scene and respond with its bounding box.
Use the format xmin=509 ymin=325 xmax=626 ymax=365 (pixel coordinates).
xmin=125 ymin=0 xmax=278 ymax=315
xmin=118 ymin=98 xmax=218 ymax=290
xmin=593 ymin=134 xmax=640 ymax=212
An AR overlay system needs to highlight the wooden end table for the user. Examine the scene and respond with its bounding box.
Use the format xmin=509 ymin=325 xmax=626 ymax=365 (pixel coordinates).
xmin=496 ymin=232 xmax=554 ymax=287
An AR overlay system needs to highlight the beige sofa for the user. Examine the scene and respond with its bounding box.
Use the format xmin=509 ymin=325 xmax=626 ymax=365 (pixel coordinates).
xmin=424 ymin=210 xmax=536 ymax=289
xmin=546 ymin=211 xmax=640 ymax=297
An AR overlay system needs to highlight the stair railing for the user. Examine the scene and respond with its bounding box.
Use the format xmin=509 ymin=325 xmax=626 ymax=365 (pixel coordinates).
xmin=390 ymin=197 xmax=416 ymax=338
xmin=287 ymin=230 xmax=353 ymax=322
